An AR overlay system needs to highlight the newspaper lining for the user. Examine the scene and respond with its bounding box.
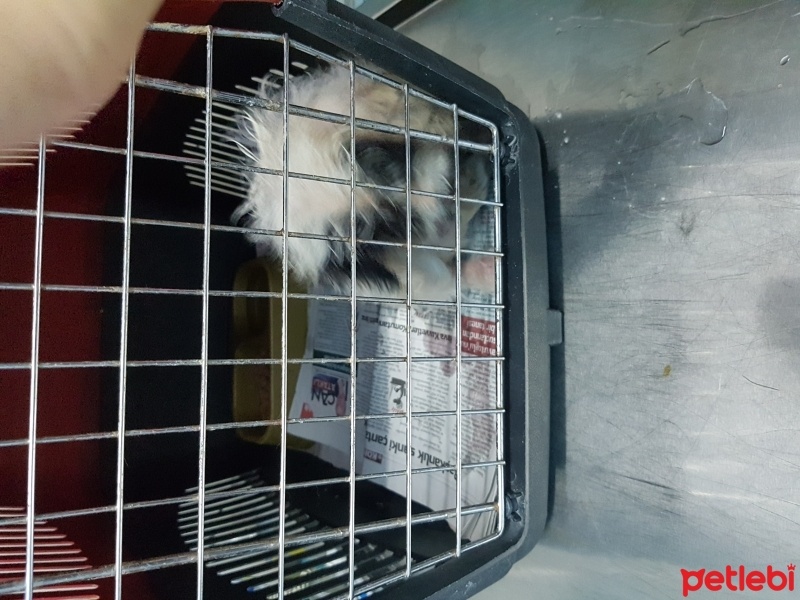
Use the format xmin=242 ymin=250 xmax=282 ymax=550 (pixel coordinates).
xmin=287 ymin=206 xmax=502 ymax=541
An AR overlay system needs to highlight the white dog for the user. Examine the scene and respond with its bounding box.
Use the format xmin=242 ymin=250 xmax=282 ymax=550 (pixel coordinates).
xmin=232 ymin=66 xmax=492 ymax=300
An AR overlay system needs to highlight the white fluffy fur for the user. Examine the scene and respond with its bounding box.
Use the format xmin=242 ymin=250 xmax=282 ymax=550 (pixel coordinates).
xmin=232 ymin=66 xmax=488 ymax=300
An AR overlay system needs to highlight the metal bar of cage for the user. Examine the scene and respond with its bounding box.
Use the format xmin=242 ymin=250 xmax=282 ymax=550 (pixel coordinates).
xmin=194 ymin=25 xmax=216 ymax=600
xmin=46 ymin=137 xmax=495 ymax=201
xmin=402 ymin=81 xmax=413 ymax=580
xmin=0 ymin=209 xmax=504 ymax=258
xmin=346 ymin=57 xmax=358 ymax=600
xmin=132 ymin=73 xmax=493 ymax=154
xmin=22 ymin=135 xmax=47 ymax=600
xmin=452 ymin=98 xmax=463 ymax=558
xmin=0 ymin=283 xmax=506 ymax=313
xmin=0 ymin=213 xmax=503 ymax=269
xmin=0 ymin=418 xmax=506 ymax=452
xmin=112 ymin=57 xmax=138 ymax=600
xmin=0 ymin=355 xmax=505 ymax=371
xmin=491 ymin=118 xmax=506 ymax=532
xmin=276 ymin=30 xmax=291 ymax=600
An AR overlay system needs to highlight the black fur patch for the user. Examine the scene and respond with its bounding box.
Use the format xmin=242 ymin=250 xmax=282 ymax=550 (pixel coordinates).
xmin=354 ymin=137 xmax=448 ymax=242
xmin=371 ymin=202 xmax=428 ymax=242
xmin=355 ymin=140 xmax=407 ymax=188
xmin=320 ymin=224 xmax=400 ymax=293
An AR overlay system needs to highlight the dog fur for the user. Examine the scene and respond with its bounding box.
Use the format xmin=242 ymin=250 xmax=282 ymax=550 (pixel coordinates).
xmin=231 ymin=66 xmax=492 ymax=300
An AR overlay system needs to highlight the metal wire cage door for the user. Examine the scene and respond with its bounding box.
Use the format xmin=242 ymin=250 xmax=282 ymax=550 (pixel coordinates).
xmin=0 ymin=2 xmax=552 ymax=599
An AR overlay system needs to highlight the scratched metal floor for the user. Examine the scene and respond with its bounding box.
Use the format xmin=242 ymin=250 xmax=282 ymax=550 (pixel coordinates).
xmin=401 ymin=1 xmax=800 ymax=598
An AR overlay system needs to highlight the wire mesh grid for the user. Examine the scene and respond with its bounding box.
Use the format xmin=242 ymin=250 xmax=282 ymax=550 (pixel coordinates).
xmin=0 ymin=19 xmax=506 ymax=600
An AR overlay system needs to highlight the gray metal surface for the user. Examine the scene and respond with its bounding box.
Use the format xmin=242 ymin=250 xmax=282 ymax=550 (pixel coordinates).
xmin=402 ymin=1 xmax=800 ymax=598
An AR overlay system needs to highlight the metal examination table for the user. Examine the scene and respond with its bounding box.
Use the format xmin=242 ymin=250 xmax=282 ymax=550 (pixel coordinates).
xmin=401 ymin=1 xmax=800 ymax=597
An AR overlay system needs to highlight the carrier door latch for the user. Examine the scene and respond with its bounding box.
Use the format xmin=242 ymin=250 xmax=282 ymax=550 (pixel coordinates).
xmin=547 ymin=309 xmax=563 ymax=346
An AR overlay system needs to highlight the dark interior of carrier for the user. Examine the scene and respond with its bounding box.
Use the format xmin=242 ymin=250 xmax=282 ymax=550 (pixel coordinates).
xmin=0 ymin=3 xmax=517 ymax=599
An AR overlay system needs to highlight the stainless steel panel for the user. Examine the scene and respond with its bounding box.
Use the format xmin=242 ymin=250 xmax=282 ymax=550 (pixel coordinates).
xmin=402 ymin=2 xmax=800 ymax=598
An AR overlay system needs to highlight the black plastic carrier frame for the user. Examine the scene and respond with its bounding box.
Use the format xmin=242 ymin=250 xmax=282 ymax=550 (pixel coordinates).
xmin=267 ymin=2 xmax=553 ymax=597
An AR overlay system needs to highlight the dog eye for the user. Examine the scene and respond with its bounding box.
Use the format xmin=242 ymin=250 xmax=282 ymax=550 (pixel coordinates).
xmin=353 ymin=138 xmax=407 ymax=188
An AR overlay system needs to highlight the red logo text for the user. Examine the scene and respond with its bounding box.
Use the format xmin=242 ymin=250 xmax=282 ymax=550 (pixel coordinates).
xmin=681 ymin=565 xmax=795 ymax=596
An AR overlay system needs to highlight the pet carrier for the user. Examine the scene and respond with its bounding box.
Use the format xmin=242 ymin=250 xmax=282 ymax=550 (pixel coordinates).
xmin=0 ymin=1 xmax=557 ymax=598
